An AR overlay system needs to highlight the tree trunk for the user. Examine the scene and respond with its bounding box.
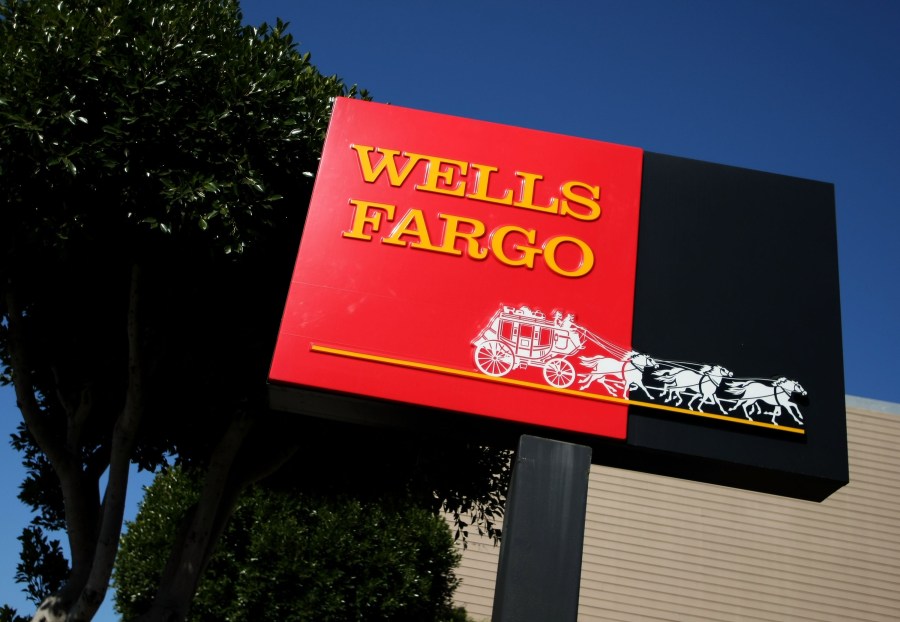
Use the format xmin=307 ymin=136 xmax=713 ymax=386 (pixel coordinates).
xmin=11 ymin=266 xmax=147 ymax=622
xmin=68 ymin=265 xmax=146 ymax=620
xmin=134 ymin=415 xmax=255 ymax=622
xmin=135 ymin=414 xmax=301 ymax=622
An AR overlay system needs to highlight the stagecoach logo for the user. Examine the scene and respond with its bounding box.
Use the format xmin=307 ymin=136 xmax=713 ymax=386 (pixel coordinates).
xmin=472 ymin=304 xmax=807 ymax=433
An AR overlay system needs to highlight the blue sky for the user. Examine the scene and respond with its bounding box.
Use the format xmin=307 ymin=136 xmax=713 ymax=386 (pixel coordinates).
xmin=2 ymin=1 xmax=899 ymax=618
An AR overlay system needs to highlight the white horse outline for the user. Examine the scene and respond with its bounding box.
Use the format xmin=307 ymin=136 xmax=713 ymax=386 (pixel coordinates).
xmin=577 ymin=352 xmax=657 ymax=400
xmin=653 ymin=364 xmax=733 ymax=412
xmin=725 ymin=377 xmax=806 ymax=425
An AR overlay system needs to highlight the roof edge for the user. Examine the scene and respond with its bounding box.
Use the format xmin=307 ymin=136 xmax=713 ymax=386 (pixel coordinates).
xmin=846 ymin=395 xmax=900 ymax=416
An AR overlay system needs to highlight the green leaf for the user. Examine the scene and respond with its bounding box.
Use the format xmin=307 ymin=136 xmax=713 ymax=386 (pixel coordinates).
xmin=60 ymin=157 xmax=77 ymax=175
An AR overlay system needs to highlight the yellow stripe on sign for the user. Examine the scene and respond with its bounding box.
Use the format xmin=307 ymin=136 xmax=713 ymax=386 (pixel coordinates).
xmin=309 ymin=344 xmax=806 ymax=436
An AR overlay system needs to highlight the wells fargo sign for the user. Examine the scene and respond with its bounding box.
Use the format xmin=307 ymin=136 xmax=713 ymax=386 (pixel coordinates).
xmin=269 ymin=97 xmax=643 ymax=439
xmin=269 ymin=98 xmax=848 ymax=500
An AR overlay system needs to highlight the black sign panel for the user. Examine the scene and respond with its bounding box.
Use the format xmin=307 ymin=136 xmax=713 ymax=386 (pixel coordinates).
xmin=621 ymin=152 xmax=847 ymax=501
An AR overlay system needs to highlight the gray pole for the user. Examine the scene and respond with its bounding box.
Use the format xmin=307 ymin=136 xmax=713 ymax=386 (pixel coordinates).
xmin=492 ymin=435 xmax=592 ymax=622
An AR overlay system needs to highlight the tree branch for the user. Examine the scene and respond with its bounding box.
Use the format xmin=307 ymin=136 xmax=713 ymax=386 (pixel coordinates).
xmin=136 ymin=411 xmax=255 ymax=622
xmin=71 ymin=264 xmax=147 ymax=621
xmin=5 ymin=285 xmax=71 ymax=472
xmin=67 ymin=385 xmax=94 ymax=455
xmin=232 ymin=419 xmax=301 ymax=492
xmin=8 ymin=282 xmax=102 ymax=618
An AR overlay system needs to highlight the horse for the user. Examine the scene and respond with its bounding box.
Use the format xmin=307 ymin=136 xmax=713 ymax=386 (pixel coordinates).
xmin=653 ymin=364 xmax=733 ymax=412
xmin=724 ymin=377 xmax=806 ymax=425
xmin=577 ymin=352 xmax=657 ymax=400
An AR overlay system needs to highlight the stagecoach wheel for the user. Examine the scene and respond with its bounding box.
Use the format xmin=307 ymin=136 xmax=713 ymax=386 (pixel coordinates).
xmin=544 ymin=358 xmax=576 ymax=388
xmin=474 ymin=340 xmax=515 ymax=377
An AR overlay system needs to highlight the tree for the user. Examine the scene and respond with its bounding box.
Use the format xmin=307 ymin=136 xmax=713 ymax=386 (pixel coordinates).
xmin=0 ymin=0 xmax=363 ymax=619
xmin=0 ymin=1 xmax=508 ymax=620
xmin=114 ymin=466 xmax=466 ymax=622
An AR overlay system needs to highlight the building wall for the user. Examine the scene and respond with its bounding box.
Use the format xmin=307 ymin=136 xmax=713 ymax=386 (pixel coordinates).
xmin=451 ymin=397 xmax=900 ymax=621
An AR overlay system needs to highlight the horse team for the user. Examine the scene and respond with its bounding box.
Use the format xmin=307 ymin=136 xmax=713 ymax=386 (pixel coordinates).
xmin=576 ymin=352 xmax=806 ymax=427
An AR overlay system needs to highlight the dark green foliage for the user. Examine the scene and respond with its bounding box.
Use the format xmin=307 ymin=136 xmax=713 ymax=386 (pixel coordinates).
xmin=15 ymin=526 xmax=70 ymax=605
xmin=0 ymin=0 xmax=368 ymax=468
xmin=115 ymin=467 xmax=464 ymax=622
xmin=0 ymin=604 xmax=30 ymax=622
xmin=0 ymin=0 xmax=361 ymax=257
xmin=0 ymin=0 xmax=365 ymax=490
xmin=112 ymin=465 xmax=198 ymax=617
xmin=10 ymin=422 xmax=67 ymax=532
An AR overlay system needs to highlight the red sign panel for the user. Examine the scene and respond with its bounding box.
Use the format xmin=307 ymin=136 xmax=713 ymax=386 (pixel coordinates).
xmin=269 ymin=98 xmax=644 ymax=439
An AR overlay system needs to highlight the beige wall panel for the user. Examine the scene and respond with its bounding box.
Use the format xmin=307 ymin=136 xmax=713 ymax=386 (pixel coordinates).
xmin=450 ymin=399 xmax=900 ymax=621
xmin=452 ymin=537 xmax=501 ymax=621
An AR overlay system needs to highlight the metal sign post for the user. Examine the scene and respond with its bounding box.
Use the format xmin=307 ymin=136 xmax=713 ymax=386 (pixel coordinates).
xmin=492 ymin=435 xmax=592 ymax=622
